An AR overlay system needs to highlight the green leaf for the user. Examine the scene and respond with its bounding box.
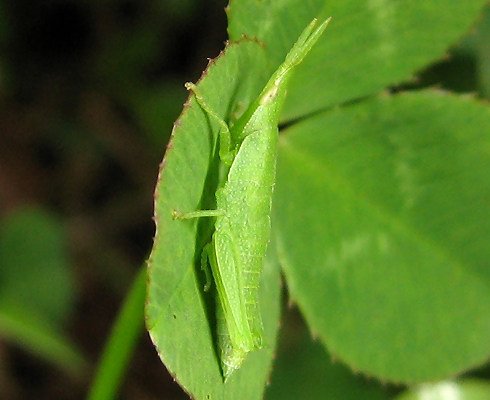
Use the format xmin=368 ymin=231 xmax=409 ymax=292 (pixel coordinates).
xmin=0 ymin=207 xmax=75 ymax=326
xmin=273 ymin=91 xmax=490 ymax=382
xmin=265 ymin=309 xmax=391 ymax=400
xmin=475 ymin=4 xmax=490 ymax=98
xmin=148 ymin=0 xmax=490 ymax=394
xmin=146 ymin=39 xmax=281 ymax=399
xmin=0 ymin=207 xmax=83 ymax=375
xmin=228 ymin=0 xmax=487 ymax=119
xmin=0 ymin=304 xmax=86 ymax=377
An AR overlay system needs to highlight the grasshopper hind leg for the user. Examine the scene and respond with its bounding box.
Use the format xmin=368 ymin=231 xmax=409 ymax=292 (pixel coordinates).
xmin=216 ymin=300 xmax=247 ymax=381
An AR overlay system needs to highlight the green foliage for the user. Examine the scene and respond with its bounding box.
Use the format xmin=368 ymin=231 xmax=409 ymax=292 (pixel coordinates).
xmin=146 ymin=0 xmax=490 ymax=399
xmin=274 ymin=92 xmax=490 ymax=382
xmin=0 ymin=207 xmax=85 ymax=376
xmin=227 ymin=0 xmax=487 ymax=119
xmin=88 ymin=268 xmax=146 ymax=400
xmin=265 ymin=309 xmax=392 ymax=400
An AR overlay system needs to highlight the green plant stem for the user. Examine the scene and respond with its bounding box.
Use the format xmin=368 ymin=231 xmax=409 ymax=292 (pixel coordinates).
xmin=87 ymin=267 xmax=146 ymax=400
xmin=0 ymin=305 xmax=87 ymax=377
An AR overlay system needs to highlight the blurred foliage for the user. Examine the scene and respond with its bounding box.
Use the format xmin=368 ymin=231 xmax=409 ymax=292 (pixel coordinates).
xmin=0 ymin=207 xmax=86 ymax=379
xmin=265 ymin=307 xmax=395 ymax=400
xmin=395 ymin=379 xmax=490 ymax=400
xmin=0 ymin=0 xmax=490 ymax=399
xmin=0 ymin=0 xmax=225 ymax=399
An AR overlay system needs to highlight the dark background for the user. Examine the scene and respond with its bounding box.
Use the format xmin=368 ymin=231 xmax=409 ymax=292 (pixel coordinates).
xmin=0 ymin=1 xmax=226 ymax=399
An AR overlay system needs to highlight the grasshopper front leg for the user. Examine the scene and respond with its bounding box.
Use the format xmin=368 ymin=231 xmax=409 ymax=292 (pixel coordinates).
xmin=185 ymin=82 xmax=236 ymax=166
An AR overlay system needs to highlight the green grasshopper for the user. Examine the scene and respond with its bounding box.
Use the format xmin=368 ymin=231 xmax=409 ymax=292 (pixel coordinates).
xmin=174 ymin=18 xmax=330 ymax=380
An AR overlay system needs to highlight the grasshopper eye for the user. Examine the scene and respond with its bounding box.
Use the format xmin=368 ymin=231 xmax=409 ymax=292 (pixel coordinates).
xmin=261 ymin=85 xmax=280 ymax=106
